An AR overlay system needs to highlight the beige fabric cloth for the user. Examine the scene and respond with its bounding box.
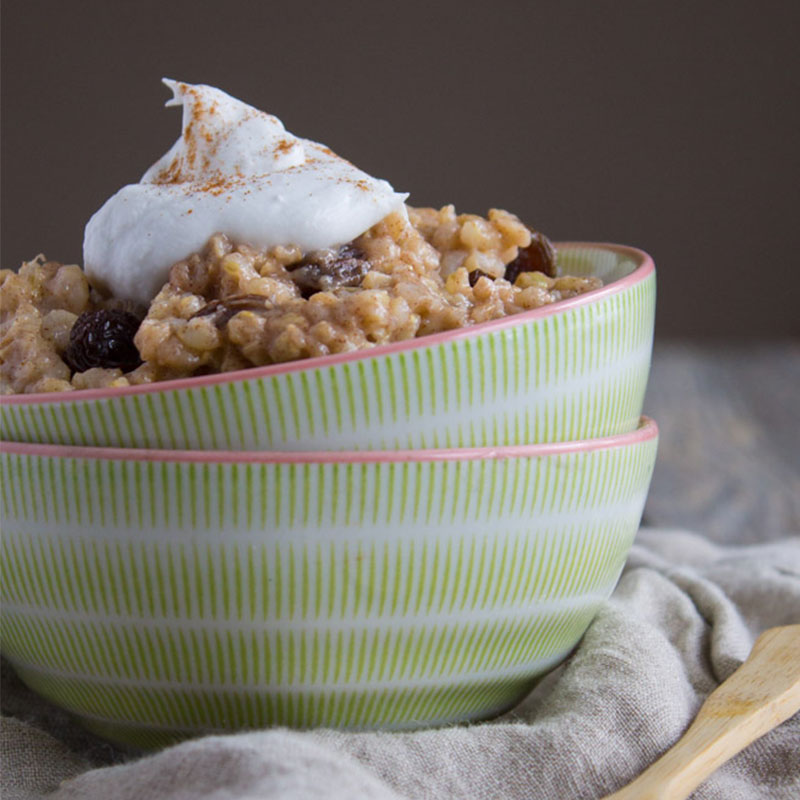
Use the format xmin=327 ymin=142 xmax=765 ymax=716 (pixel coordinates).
xmin=3 ymin=529 xmax=799 ymax=800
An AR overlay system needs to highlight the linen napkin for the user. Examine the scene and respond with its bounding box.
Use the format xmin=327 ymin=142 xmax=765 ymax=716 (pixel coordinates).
xmin=3 ymin=528 xmax=799 ymax=800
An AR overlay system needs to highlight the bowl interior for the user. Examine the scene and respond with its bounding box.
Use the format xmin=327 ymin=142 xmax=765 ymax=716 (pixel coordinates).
xmin=557 ymin=243 xmax=642 ymax=283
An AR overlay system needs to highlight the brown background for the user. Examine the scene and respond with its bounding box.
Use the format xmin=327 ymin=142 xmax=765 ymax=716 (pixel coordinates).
xmin=2 ymin=0 xmax=798 ymax=340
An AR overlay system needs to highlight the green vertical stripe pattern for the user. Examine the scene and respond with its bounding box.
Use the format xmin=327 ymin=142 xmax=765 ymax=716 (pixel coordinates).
xmin=0 ymin=248 xmax=654 ymax=450
xmin=0 ymin=431 xmax=657 ymax=745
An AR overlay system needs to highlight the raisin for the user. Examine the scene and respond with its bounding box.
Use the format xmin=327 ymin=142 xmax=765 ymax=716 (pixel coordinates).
xmin=287 ymin=242 xmax=370 ymax=298
xmin=468 ymin=269 xmax=494 ymax=287
xmin=64 ymin=310 xmax=143 ymax=373
xmin=192 ymin=294 xmax=272 ymax=328
xmin=504 ymin=231 xmax=557 ymax=284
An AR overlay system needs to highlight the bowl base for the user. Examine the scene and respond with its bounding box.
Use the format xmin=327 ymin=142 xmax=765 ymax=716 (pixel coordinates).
xmin=55 ymin=667 xmax=563 ymax=750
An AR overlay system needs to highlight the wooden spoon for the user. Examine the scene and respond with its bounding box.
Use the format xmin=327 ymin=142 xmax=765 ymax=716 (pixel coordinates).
xmin=602 ymin=625 xmax=800 ymax=800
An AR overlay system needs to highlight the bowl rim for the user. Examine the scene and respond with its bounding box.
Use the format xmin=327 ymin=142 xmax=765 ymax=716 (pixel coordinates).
xmin=0 ymin=417 xmax=657 ymax=463
xmin=1 ymin=242 xmax=654 ymax=407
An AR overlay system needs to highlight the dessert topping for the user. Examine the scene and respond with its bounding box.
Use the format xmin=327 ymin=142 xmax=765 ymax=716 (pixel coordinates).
xmin=84 ymin=80 xmax=408 ymax=305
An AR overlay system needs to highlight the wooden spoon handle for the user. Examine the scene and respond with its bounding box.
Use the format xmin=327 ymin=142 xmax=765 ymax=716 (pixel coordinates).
xmin=602 ymin=625 xmax=800 ymax=800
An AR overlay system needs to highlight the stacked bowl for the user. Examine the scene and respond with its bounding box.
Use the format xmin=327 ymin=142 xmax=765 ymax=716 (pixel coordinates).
xmin=0 ymin=243 xmax=658 ymax=749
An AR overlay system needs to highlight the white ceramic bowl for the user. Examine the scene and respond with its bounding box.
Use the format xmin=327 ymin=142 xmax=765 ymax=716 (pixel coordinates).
xmin=0 ymin=244 xmax=655 ymax=450
xmin=0 ymin=418 xmax=658 ymax=748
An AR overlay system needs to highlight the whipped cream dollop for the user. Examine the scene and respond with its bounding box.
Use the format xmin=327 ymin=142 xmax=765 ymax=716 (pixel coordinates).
xmin=84 ymin=80 xmax=408 ymax=304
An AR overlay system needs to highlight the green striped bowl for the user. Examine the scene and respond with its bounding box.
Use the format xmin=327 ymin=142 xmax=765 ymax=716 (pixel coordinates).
xmin=0 ymin=419 xmax=658 ymax=748
xmin=0 ymin=244 xmax=655 ymax=450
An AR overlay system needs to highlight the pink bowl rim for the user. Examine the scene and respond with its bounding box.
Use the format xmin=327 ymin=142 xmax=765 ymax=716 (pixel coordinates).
xmin=0 ymin=417 xmax=657 ymax=463
xmin=1 ymin=242 xmax=654 ymax=407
